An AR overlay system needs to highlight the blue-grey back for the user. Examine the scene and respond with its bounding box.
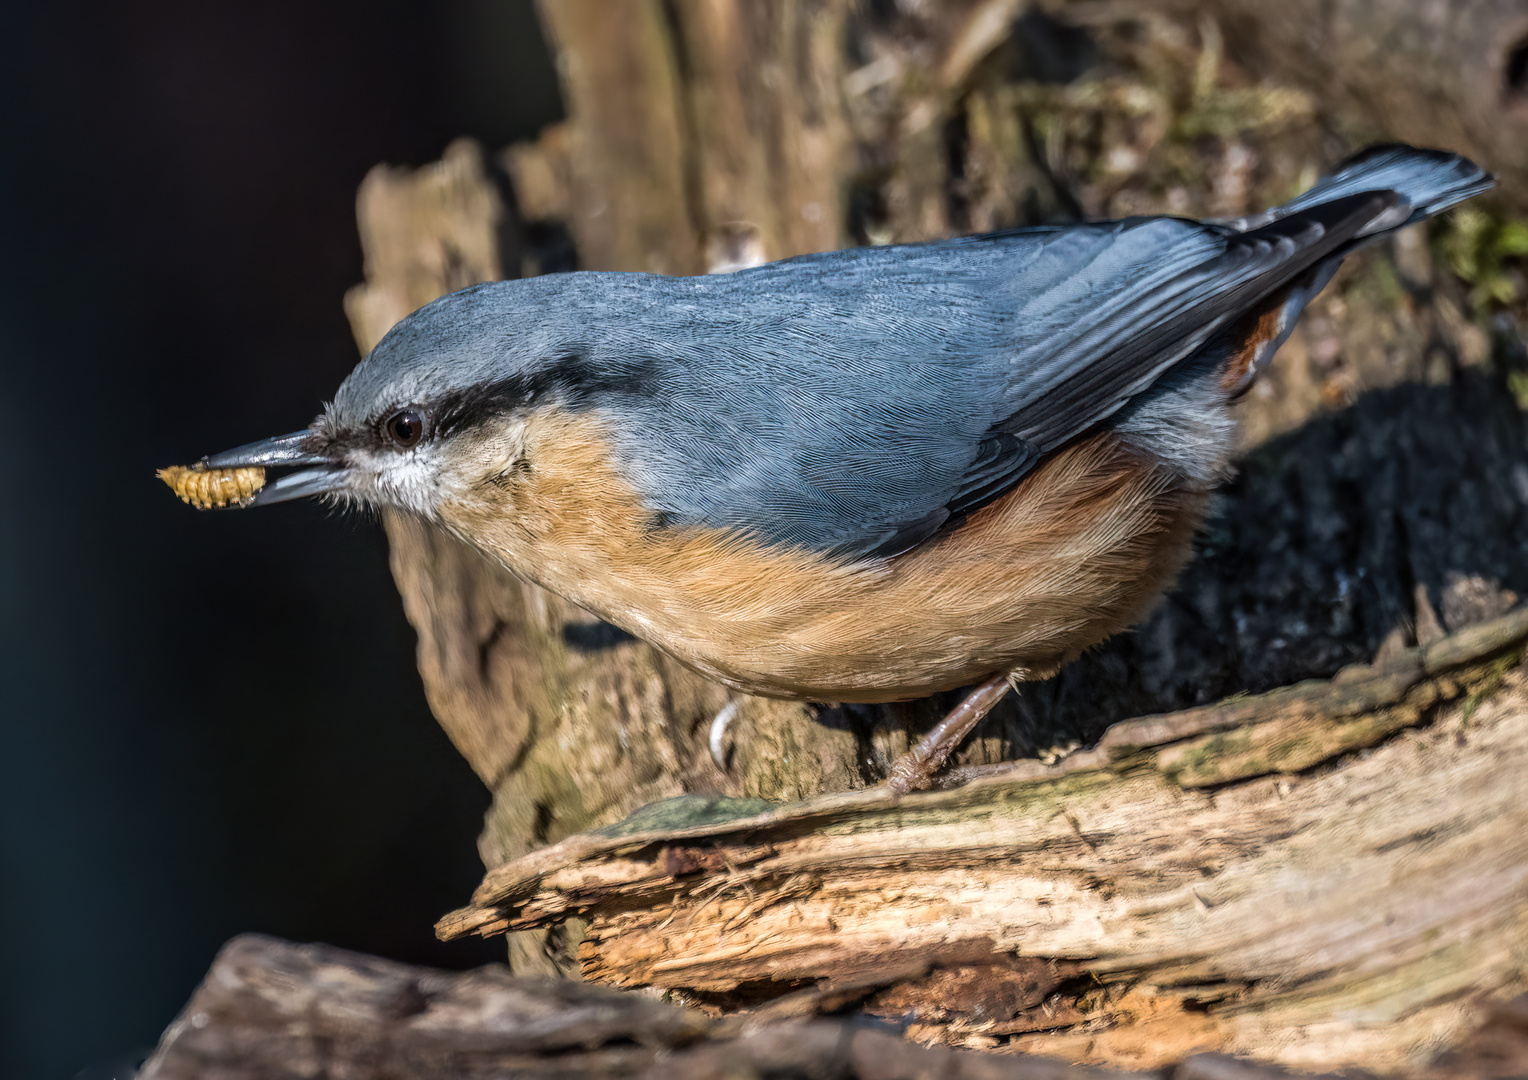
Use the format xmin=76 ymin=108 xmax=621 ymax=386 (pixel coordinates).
xmin=579 ymin=223 xmax=1206 ymax=555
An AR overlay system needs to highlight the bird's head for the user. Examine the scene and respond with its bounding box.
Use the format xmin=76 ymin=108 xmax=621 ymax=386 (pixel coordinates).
xmin=197 ymin=279 xmax=639 ymax=519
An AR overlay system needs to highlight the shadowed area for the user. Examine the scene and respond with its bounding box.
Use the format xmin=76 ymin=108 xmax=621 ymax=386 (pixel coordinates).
xmin=959 ymin=369 xmax=1528 ymax=758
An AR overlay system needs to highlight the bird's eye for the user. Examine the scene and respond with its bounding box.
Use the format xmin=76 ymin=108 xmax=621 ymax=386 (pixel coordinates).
xmin=385 ymin=408 xmax=426 ymax=449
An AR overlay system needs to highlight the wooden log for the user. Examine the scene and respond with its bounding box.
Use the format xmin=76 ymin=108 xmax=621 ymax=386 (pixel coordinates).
xmin=437 ymin=609 xmax=1528 ymax=1070
xmin=138 ymin=934 xmax=1155 ymax=1079
xmin=137 ymin=933 xmax=1528 ymax=1079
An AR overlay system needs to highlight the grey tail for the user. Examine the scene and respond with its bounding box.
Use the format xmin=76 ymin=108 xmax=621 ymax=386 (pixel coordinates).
xmin=1272 ymin=144 xmax=1494 ymax=234
xmin=1205 ymin=146 xmax=1491 ymax=397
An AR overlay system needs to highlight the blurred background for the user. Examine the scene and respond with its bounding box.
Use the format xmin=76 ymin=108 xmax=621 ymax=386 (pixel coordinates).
xmin=4 ymin=1 xmax=1527 ymax=1077
xmin=0 ymin=2 xmax=559 ymax=1077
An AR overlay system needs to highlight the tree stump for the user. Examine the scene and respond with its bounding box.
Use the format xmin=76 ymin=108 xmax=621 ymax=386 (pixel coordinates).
xmin=338 ymin=1 xmax=1528 ymax=1070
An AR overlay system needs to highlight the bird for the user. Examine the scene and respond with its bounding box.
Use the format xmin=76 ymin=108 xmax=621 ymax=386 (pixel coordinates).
xmin=173 ymin=144 xmax=1492 ymax=794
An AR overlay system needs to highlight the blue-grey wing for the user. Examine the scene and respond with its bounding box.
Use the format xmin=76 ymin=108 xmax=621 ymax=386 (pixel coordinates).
xmin=596 ymin=148 xmax=1487 ymax=561
xmin=601 ymin=195 xmax=1383 ymax=559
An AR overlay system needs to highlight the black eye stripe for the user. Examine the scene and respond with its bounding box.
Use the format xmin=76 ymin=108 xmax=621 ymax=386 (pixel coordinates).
xmin=431 ymin=369 xmax=572 ymax=437
xmin=430 ymin=354 xmax=657 ymax=437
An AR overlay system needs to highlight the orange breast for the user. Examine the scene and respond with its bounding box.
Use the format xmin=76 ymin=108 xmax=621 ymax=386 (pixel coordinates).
xmin=441 ymin=412 xmax=1211 ymax=702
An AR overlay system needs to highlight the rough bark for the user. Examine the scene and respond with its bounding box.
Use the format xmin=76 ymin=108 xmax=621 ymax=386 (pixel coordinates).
xmin=338 ymin=0 xmax=1528 ymax=1069
xmin=138 ymin=934 xmax=1528 ymax=1079
xmin=1195 ymin=0 xmax=1528 ymax=208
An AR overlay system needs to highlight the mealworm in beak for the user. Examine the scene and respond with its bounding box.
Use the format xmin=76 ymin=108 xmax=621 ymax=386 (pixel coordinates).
xmin=157 ymin=465 xmax=266 ymax=509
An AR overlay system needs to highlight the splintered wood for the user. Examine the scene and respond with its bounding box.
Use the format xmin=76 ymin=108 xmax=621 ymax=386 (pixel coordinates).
xmin=136 ymin=933 xmax=1528 ymax=1079
xmin=438 ymin=608 xmax=1528 ymax=1072
xmin=158 ymin=465 xmax=265 ymax=509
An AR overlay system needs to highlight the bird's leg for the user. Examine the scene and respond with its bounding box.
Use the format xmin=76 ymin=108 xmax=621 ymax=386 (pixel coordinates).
xmin=885 ymin=671 xmax=1014 ymax=795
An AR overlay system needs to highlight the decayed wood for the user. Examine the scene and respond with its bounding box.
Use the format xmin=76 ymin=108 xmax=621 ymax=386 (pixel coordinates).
xmin=437 ymin=609 xmax=1528 ymax=1070
xmin=527 ymin=0 xmax=855 ymax=273
xmin=343 ymin=139 xmax=505 ymax=358
xmin=137 ymin=935 xmax=706 ymax=1080
xmin=139 ymin=933 xmax=1528 ymax=1079
xmin=137 ymin=933 xmax=1153 ymax=1079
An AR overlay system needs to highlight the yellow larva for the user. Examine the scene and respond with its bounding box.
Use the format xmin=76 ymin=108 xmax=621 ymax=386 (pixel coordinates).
xmin=157 ymin=465 xmax=266 ymax=509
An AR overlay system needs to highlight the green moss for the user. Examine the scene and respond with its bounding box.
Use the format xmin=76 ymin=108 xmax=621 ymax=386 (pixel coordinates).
xmin=1459 ymin=654 xmax=1518 ymax=724
xmin=591 ymin=794 xmax=779 ymax=837
xmin=1368 ymin=257 xmax=1406 ymax=309
xmin=1161 ymin=707 xmax=1427 ymax=788
xmin=1171 ymin=85 xmax=1314 ymax=141
xmin=1438 ymin=207 xmax=1528 ymax=315
xmin=816 ymin=770 xmax=1125 ymax=838
xmin=1160 ymin=730 xmax=1256 ymax=786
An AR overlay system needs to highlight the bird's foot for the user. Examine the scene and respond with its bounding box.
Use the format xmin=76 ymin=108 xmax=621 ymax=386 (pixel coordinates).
xmin=708 ymin=700 xmax=741 ymax=771
xmin=884 ymin=672 xmax=1014 ymax=796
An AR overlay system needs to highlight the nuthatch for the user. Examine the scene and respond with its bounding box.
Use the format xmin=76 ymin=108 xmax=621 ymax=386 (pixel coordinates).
xmin=173 ymin=145 xmax=1490 ymax=792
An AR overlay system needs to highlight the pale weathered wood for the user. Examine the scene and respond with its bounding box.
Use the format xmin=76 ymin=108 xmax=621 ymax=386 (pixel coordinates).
xmin=139 ymin=934 xmax=1158 ymax=1080
xmin=343 ymin=138 xmax=505 ymax=358
xmin=137 ymin=933 xmax=1528 ymax=1079
xmin=531 ymin=0 xmax=700 ymax=275
xmin=438 ymin=609 xmax=1528 ymax=1070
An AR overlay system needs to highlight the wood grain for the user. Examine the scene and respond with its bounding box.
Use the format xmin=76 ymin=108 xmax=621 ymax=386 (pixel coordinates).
xmin=137 ymin=933 xmax=1528 ymax=1079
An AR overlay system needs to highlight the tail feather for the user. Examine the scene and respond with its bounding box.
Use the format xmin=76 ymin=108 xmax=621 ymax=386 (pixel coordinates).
xmin=1212 ymin=145 xmax=1491 ymax=396
xmin=1230 ymin=144 xmax=1494 ymax=238
xmin=1284 ymin=144 xmax=1493 ymax=223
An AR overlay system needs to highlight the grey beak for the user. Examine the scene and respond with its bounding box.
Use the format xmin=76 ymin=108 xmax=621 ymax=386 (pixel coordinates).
xmin=200 ymin=429 xmax=347 ymax=506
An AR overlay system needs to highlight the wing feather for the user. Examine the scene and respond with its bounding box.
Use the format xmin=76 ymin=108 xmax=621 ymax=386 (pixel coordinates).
xmin=598 ymin=194 xmax=1401 ymax=559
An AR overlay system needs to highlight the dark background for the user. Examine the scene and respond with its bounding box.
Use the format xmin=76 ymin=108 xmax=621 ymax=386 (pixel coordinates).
xmin=0 ymin=2 xmax=562 ymax=1076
